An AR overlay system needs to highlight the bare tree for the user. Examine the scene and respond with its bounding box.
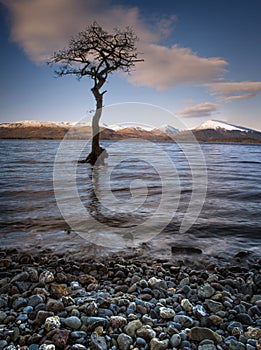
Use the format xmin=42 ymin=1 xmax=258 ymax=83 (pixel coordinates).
xmin=48 ymin=22 xmax=143 ymax=165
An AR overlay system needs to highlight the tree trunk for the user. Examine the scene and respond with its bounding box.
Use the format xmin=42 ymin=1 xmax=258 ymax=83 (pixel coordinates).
xmin=85 ymin=87 xmax=108 ymax=165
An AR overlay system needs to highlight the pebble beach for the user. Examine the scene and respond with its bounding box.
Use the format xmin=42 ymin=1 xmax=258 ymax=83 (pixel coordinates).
xmin=0 ymin=248 xmax=260 ymax=350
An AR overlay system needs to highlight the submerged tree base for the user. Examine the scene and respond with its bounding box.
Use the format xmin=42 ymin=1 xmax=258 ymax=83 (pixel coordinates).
xmin=79 ymin=147 xmax=108 ymax=166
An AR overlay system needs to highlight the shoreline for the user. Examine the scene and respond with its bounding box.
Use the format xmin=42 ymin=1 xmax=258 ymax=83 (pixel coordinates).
xmin=0 ymin=248 xmax=260 ymax=349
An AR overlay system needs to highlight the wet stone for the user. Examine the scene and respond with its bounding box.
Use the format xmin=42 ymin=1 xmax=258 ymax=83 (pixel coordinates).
xmin=12 ymin=297 xmax=27 ymax=310
xmin=159 ymin=306 xmax=175 ymax=319
xmin=150 ymin=337 xmax=169 ymax=350
xmin=117 ymin=333 xmax=132 ymax=350
xmin=174 ymin=314 xmax=194 ymax=327
xmin=28 ymin=294 xmax=45 ymax=307
xmin=91 ymin=332 xmax=107 ymax=350
xmin=170 ymin=333 xmax=182 ymax=347
xmin=64 ymin=316 xmax=82 ymax=329
xmin=124 ymin=319 xmax=142 ymax=337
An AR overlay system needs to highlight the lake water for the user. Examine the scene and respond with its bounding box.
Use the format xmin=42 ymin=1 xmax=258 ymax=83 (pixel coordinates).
xmin=0 ymin=139 xmax=260 ymax=259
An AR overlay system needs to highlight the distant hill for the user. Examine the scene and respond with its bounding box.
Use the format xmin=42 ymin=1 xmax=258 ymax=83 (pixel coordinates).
xmin=177 ymin=120 xmax=261 ymax=143
xmin=0 ymin=119 xmax=261 ymax=143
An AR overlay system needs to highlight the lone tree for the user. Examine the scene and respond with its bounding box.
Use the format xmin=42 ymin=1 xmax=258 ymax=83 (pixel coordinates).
xmin=48 ymin=22 xmax=143 ymax=165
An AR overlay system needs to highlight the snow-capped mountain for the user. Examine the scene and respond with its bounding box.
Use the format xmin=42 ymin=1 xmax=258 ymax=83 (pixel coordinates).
xmin=0 ymin=120 xmax=76 ymax=128
xmin=195 ymin=120 xmax=254 ymax=132
xmin=108 ymin=123 xmax=154 ymax=132
xmin=179 ymin=119 xmax=261 ymax=143
xmin=156 ymin=124 xmax=179 ymax=134
xmin=0 ymin=119 xmax=260 ymax=142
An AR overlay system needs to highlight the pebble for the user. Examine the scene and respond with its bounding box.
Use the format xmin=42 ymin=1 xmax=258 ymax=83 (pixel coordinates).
xmin=244 ymin=327 xmax=261 ymax=339
xmin=124 ymin=319 xmax=142 ymax=337
xmin=198 ymin=340 xmax=217 ymax=350
xmin=110 ymin=315 xmax=127 ymax=329
xmin=39 ymin=270 xmax=54 ymax=283
xmin=91 ymin=331 xmax=107 ymax=350
xmin=198 ymin=284 xmax=215 ymax=299
xmin=159 ymin=306 xmax=175 ymax=319
xmin=64 ymin=316 xmax=82 ymax=329
xmin=174 ymin=314 xmax=194 ymax=327
xmin=0 ymin=249 xmax=260 ymax=350
xmin=188 ymin=327 xmax=222 ymax=343
xmin=181 ymin=298 xmax=193 ymax=312
xmin=150 ymin=337 xmax=169 ymax=350
xmin=170 ymin=333 xmax=182 ymax=347
xmin=44 ymin=315 xmax=61 ymax=331
xmin=117 ymin=333 xmax=133 ymax=350
xmin=205 ymin=300 xmax=223 ymax=313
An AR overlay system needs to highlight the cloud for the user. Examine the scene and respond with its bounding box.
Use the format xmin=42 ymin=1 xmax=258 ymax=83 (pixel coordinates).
xmin=2 ymin=0 xmax=228 ymax=89
xmin=207 ymin=81 xmax=261 ymax=102
xmin=130 ymin=44 xmax=227 ymax=89
xmin=1 ymin=0 xmax=160 ymax=62
xmin=222 ymin=93 xmax=257 ymax=102
xmin=176 ymin=102 xmax=218 ymax=118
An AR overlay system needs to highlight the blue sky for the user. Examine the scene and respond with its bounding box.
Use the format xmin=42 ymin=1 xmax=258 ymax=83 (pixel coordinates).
xmin=0 ymin=0 xmax=261 ymax=130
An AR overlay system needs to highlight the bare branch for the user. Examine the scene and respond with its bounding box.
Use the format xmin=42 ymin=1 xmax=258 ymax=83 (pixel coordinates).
xmin=48 ymin=22 xmax=144 ymax=88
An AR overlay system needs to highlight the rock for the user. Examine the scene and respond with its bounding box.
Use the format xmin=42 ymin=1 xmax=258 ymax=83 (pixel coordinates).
xmin=25 ymin=267 xmax=39 ymax=282
xmin=91 ymin=332 xmax=107 ymax=350
xmin=79 ymin=274 xmax=98 ymax=285
xmin=117 ymin=333 xmax=132 ymax=350
xmin=198 ymin=284 xmax=215 ymax=299
xmin=204 ymin=300 xmax=223 ymax=313
xmin=136 ymin=337 xmax=147 ymax=346
xmin=85 ymin=301 xmax=98 ymax=316
xmin=71 ymin=331 xmax=88 ymax=338
xmin=136 ymin=325 xmax=156 ymax=340
xmin=39 ymin=345 xmax=55 ymax=350
xmin=232 ymin=327 xmax=243 ymax=337
xmin=44 ymin=316 xmax=61 ymax=331
xmin=124 ymin=319 xmax=142 ymax=337
xmin=11 ymin=271 xmax=29 ymax=283
xmin=246 ymin=345 xmax=256 ymax=350
xmin=0 ymin=311 xmax=7 ymax=322
xmin=174 ymin=314 xmax=194 ymax=327
xmin=193 ymin=304 xmax=207 ymax=317
xmin=245 ymin=327 xmax=261 ymax=339
xmin=170 ymin=334 xmax=182 ymax=347
xmin=251 ymin=295 xmax=261 ymax=304
xmin=110 ymin=316 xmax=127 ymax=329
xmin=84 ymin=317 xmax=109 ymax=331
xmin=12 ymin=297 xmax=27 ymax=310
xmin=159 ymin=307 xmax=175 ymax=319
xmin=70 ymin=345 xmax=87 ymax=350
xmin=208 ymin=315 xmax=223 ymax=326
xmin=50 ymin=283 xmax=71 ymax=297
xmin=235 ymin=313 xmax=253 ymax=325
xmin=28 ymin=294 xmax=45 ymax=307
xmin=150 ymin=338 xmax=169 ymax=350
xmin=64 ymin=316 xmax=82 ymax=329
xmin=227 ymin=322 xmax=243 ymax=333
xmin=198 ymin=340 xmax=217 ymax=350
xmin=35 ymin=310 xmax=54 ymax=326
xmin=51 ymin=329 xmax=70 ymax=348
xmin=188 ymin=327 xmax=222 ymax=343
xmin=148 ymin=277 xmax=167 ymax=289
xmin=39 ymin=270 xmax=54 ymax=283
xmin=229 ymin=339 xmax=245 ymax=350
xmin=181 ymin=298 xmax=193 ymax=312
xmin=46 ymin=298 xmax=64 ymax=312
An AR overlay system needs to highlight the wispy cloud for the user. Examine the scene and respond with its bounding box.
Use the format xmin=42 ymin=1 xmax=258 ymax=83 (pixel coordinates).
xmin=130 ymin=45 xmax=227 ymax=90
xmin=2 ymin=0 xmax=228 ymax=89
xmin=176 ymin=102 xmax=218 ymax=118
xmin=207 ymin=81 xmax=261 ymax=102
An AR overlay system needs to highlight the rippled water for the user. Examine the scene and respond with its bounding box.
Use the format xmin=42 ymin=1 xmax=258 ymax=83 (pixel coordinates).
xmin=0 ymin=139 xmax=260 ymax=258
